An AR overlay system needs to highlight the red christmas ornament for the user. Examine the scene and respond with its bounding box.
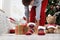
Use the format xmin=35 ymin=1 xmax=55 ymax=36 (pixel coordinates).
xmin=56 ymin=5 xmax=59 ymax=9
xmin=50 ymin=5 xmax=54 ymax=10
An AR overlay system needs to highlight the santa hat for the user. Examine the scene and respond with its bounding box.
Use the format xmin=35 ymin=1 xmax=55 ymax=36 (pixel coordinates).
xmin=47 ymin=26 xmax=56 ymax=29
xmin=38 ymin=26 xmax=46 ymax=30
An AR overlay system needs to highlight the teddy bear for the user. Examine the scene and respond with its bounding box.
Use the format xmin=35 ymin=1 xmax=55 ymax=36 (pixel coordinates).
xmin=45 ymin=14 xmax=57 ymax=33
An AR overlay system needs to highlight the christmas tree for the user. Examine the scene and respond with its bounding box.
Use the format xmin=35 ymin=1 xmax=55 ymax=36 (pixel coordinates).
xmin=46 ymin=0 xmax=60 ymax=25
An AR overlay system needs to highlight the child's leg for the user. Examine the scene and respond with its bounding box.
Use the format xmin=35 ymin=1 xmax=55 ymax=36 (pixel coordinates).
xmin=35 ymin=0 xmax=42 ymax=26
xmin=25 ymin=6 xmax=29 ymax=22
xmin=39 ymin=0 xmax=48 ymax=26
xmin=29 ymin=6 xmax=36 ymax=23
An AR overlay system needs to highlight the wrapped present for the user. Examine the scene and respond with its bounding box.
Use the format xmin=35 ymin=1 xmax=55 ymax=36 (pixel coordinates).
xmin=15 ymin=26 xmax=18 ymax=35
xmin=23 ymin=25 xmax=28 ymax=34
xmin=15 ymin=24 xmax=28 ymax=35
xmin=15 ymin=17 xmax=28 ymax=35
xmin=18 ymin=25 xmax=24 ymax=35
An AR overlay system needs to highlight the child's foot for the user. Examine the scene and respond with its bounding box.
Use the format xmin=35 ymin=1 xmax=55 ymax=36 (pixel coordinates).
xmin=26 ymin=30 xmax=32 ymax=35
xmin=38 ymin=26 xmax=46 ymax=35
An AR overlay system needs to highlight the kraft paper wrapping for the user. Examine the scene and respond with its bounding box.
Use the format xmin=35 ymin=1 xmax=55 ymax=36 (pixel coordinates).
xmin=15 ymin=25 xmax=28 ymax=35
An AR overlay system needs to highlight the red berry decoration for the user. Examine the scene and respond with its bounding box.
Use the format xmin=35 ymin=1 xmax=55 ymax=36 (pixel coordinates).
xmin=56 ymin=5 xmax=59 ymax=9
xmin=50 ymin=5 xmax=54 ymax=10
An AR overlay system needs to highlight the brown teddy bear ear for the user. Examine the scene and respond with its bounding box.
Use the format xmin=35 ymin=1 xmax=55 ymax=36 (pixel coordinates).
xmin=47 ymin=14 xmax=52 ymax=17
xmin=46 ymin=14 xmax=52 ymax=20
xmin=53 ymin=12 xmax=60 ymax=18
xmin=53 ymin=15 xmax=57 ymax=19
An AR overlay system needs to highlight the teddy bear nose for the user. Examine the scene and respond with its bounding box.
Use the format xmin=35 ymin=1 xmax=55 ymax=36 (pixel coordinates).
xmin=29 ymin=24 xmax=35 ymax=28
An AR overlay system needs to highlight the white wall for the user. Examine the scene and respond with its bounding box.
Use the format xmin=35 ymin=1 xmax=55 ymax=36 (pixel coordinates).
xmin=0 ymin=0 xmax=2 ymax=9
xmin=2 ymin=0 xmax=11 ymax=16
xmin=10 ymin=0 xmax=25 ymax=21
xmin=2 ymin=0 xmax=25 ymax=28
xmin=0 ymin=0 xmax=11 ymax=34
xmin=0 ymin=0 xmax=26 ymax=34
xmin=9 ymin=0 xmax=25 ymax=29
xmin=2 ymin=0 xmax=28 ymax=20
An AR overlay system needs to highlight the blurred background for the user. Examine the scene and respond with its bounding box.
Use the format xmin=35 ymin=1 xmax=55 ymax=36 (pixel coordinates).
xmin=0 ymin=0 xmax=60 ymax=34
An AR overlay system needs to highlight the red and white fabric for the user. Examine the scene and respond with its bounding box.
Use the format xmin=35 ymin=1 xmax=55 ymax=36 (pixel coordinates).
xmin=30 ymin=0 xmax=48 ymax=26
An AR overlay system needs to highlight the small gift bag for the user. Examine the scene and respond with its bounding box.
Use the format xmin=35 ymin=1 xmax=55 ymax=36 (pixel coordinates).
xmin=15 ymin=24 xmax=28 ymax=35
xmin=18 ymin=25 xmax=24 ymax=34
xmin=15 ymin=26 xmax=18 ymax=35
xmin=23 ymin=25 xmax=28 ymax=34
xmin=15 ymin=18 xmax=28 ymax=35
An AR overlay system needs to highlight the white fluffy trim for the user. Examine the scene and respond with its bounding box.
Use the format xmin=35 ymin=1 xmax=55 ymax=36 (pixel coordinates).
xmin=47 ymin=26 xmax=56 ymax=29
xmin=27 ymin=22 xmax=36 ymax=27
xmin=38 ymin=26 xmax=46 ymax=30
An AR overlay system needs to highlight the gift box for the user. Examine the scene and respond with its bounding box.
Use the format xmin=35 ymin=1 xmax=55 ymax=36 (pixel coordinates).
xmin=15 ymin=24 xmax=28 ymax=35
xmin=15 ymin=26 xmax=18 ymax=35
